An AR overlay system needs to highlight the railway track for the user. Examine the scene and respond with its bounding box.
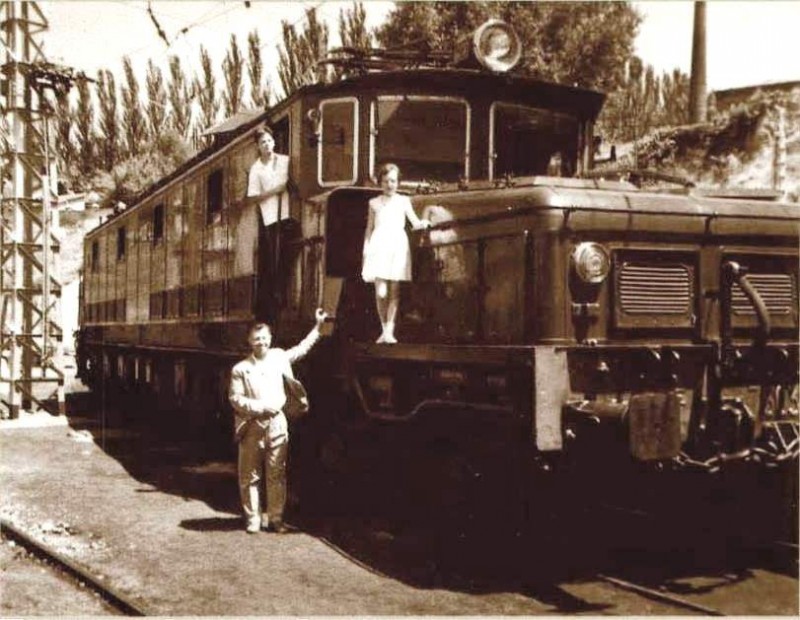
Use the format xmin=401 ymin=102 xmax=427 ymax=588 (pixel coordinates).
xmin=597 ymin=573 xmax=725 ymax=615
xmin=0 ymin=519 xmax=149 ymax=616
xmin=590 ymin=501 xmax=798 ymax=614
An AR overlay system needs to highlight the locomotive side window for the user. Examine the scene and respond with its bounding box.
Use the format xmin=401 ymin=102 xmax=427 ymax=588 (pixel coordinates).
xmin=116 ymin=226 xmax=126 ymax=261
xmin=318 ymin=98 xmax=358 ymax=186
xmin=90 ymin=240 xmax=99 ymax=272
xmin=152 ymin=203 xmax=165 ymax=244
xmin=371 ymin=96 xmax=469 ymax=183
xmin=203 ymin=165 xmax=228 ymax=317
xmin=137 ymin=210 xmax=154 ymax=321
xmin=183 ymin=180 xmax=202 ymax=317
xmin=166 ymin=192 xmax=184 ymax=319
xmin=206 ymin=168 xmax=225 ymax=225
xmin=490 ymin=103 xmax=578 ymax=179
xmin=271 ymin=115 xmax=290 ymax=157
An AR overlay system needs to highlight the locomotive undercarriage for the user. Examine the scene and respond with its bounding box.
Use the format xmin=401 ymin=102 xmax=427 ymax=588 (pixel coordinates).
xmin=562 ymin=343 xmax=799 ymax=473
xmin=345 ymin=340 xmax=799 ymax=476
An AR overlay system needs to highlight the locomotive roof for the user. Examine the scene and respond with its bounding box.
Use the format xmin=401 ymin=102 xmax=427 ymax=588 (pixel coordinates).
xmin=294 ymin=68 xmax=606 ymax=118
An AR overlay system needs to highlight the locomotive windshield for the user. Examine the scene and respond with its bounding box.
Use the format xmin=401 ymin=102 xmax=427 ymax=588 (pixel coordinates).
xmin=372 ymin=96 xmax=469 ymax=183
xmin=491 ymin=103 xmax=579 ymax=178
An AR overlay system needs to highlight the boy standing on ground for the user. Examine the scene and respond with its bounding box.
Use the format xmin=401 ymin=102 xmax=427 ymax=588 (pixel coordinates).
xmin=229 ymin=308 xmax=327 ymax=533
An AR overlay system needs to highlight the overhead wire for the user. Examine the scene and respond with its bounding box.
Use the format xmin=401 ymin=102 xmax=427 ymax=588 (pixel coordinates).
xmin=146 ymin=2 xmax=171 ymax=46
xmin=116 ymin=1 xmax=243 ymax=64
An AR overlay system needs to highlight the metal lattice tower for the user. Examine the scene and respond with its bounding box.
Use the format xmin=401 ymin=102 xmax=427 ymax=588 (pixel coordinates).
xmin=1 ymin=0 xmax=65 ymax=417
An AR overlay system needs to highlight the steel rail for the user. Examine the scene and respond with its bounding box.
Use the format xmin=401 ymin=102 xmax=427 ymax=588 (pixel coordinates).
xmin=0 ymin=519 xmax=150 ymax=616
xmin=597 ymin=573 xmax=724 ymax=616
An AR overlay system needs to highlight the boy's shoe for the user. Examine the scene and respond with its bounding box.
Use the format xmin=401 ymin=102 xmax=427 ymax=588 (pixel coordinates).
xmin=246 ymin=520 xmax=261 ymax=534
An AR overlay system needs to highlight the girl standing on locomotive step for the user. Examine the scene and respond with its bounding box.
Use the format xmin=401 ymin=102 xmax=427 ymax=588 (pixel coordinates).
xmin=362 ymin=163 xmax=430 ymax=343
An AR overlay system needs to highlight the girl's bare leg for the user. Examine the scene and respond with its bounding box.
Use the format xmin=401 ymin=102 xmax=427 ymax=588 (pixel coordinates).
xmin=375 ymin=279 xmax=389 ymax=342
xmin=385 ymin=281 xmax=400 ymax=343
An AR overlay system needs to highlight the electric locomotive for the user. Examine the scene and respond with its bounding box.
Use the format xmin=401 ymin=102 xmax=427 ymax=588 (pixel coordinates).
xmin=77 ymin=20 xmax=799 ymax=480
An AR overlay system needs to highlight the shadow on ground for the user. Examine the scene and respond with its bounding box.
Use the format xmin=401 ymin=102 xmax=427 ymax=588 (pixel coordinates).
xmin=65 ymin=393 xmax=798 ymax=611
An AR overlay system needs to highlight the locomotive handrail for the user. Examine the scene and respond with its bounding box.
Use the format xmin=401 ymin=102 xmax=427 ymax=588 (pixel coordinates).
xmin=581 ymin=166 xmax=696 ymax=188
xmin=721 ymin=261 xmax=772 ymax=352
xmin=409 ymin=203 xmax=799 ymax=237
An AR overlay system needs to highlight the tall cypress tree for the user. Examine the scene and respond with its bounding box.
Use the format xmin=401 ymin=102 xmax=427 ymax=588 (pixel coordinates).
xmin=54 ymin=92 xmax=76 ymax=178
xmin=339 ymin=1 xmax=371 ymax=48
xmin=145 ymin=60 xmax=168 ymax=142
xmin=247 ymin=30 xmax=271 ymax=109
xmin=222 ymin=34 xmax=245 ymax=117
xmin=277 ymin=7 xmax=329 ymax=96
xmin=121 ymin=57 xmax=147 ymax=157
xmin=193 ymin=45 xmax=219 ymax=132
xmin=167 ymin=55 xmax=192 ymax=139
xmin=333 ymin=1 xmax=373 ymax=80
xmin=75 ymin=77 xmax=95 ymax=175
xmin=96 ymin=69 xmax=120 ymax=171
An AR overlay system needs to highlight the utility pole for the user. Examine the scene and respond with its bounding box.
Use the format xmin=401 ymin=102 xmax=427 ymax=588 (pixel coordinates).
xmin=1 ymin=1 xmax=69 ymax=417
xmin=689 ymin=1 xmax=707 ymax=123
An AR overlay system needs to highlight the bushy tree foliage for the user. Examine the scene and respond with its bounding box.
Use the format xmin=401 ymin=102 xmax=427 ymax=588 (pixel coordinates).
xmin=96 ymin=69 xmax=120 ymax=171
xmin=121 ymin=57 xmax=147 ymax=157
xmin=377 ymin=1 xmax=641 ymax=92
xmin=193 ymin=45 xmax=219 ymax=132
xmin=277 ymin=7 xmax=329 ymax=96
xmin=75 ymin=78 xmax=95 ymax=175
xmin=167 ymin=55 xmax=193 ymax=139
xmin=91 ymin=129 xmax=193 ymax=208
xmin=247 ymin=30 xmax=272 ymax=109
xmin=145 ymin=60 xmax=168 ymax=142
xmin=222 ymin=34 xmax=245 ymax=117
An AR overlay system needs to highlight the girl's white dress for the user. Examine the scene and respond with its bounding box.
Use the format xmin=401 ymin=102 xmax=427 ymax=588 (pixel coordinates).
xmin=362 ymin=194 xmax=413 ymax=283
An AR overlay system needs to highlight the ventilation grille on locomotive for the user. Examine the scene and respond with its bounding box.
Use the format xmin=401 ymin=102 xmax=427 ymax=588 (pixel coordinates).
xmin=732 ymin=273 xmax=796 ymax=316
xmin=618 ymin=263 xmax=692 ymax=315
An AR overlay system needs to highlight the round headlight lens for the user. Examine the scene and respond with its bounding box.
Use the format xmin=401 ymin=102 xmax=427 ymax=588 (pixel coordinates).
xmin=572 ymin=242 xmax=610 ymax=284
xmin=473 ymin=20 xmax=522 ymax=73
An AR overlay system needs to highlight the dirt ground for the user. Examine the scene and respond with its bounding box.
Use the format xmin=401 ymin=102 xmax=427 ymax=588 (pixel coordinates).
xmin=0 ymin=415 xmax=564 ymax=616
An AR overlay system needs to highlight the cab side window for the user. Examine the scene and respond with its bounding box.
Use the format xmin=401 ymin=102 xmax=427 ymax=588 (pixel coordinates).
xmin=318 ymin=98 xmax=358 ymax=186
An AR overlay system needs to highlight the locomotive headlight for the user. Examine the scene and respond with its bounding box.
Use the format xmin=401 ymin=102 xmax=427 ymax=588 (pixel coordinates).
xmin=572 ymin=242 xmax=611 ymax=284
xmin=472 ymin=20 xmax=521 ymax=73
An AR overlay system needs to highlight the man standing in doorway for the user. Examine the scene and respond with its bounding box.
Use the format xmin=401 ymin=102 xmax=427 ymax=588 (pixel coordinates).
xmin=247 ymin=126 xmax=295 ymax=324
xmin=229 ymin=308 xmax=328 ymax=534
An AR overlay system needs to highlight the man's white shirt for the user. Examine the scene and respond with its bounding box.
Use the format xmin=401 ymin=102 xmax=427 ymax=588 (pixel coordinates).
xmin=247 ymin=153 xmax=291 ymax=226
